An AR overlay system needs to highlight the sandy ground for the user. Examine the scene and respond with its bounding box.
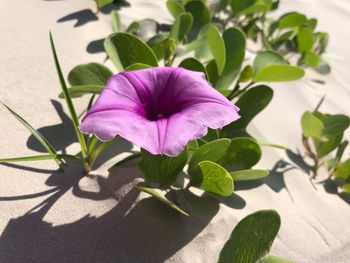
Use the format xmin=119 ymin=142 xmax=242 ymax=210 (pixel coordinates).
xmin=0 ymin=0 xmax=350 ymax=262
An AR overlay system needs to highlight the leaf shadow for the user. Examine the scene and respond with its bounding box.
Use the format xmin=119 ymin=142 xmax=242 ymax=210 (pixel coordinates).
xmin=0 ymin=163 xmax=220 ymax=263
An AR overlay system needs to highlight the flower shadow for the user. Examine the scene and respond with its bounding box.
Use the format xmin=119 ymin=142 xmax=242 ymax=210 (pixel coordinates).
xmin=0 ymin=163 xmax=220 ymax=263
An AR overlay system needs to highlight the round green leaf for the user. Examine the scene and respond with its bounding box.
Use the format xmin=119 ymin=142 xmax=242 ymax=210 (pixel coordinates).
xmin=138 ymin=148 xmax=188 ymax=187
xmin=207 ymin=25 xmax=226 ymax=74
xmin=218 ymin=210 xmax=281 ymax=263
xmin=297 ymin=27 xmax=314 ymax=52
xmin=301 ymin=111 xmax=324 ymax=138
xmin=216 ymin=27 xmax=246 ymax=89
xmin=104 ymin=32 xmax=158 ymax=71
xmin=191 ymin=161 xmax=233 ymax=197
xmin=188 ymin=138 xmax=231 ymax=173
xmin=224 ymin=137 xmax=262 ymax=169
xmin=230 ymin=169 xmax=269 ymax=181
xmin=68 ymin=63 xmax=113 ymax=86
xmin=166 ymin=0 xmax=185 ymax=19
xmin=170 ymin=12 xmax=193 ymax=43
xmin=278 ymin=12 xmax=307 ymax=29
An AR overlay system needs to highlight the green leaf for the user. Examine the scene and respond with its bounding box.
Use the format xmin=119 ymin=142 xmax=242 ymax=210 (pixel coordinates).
xmin=222 ymin=85 xmax=273 ymax=133
xmin=322 ymin=114 xmax=350 ymax=136
xmin=96 ymin=0 xmax=113 ymax=8
xmin=139 ymin=148 xmax=188 ymax=187
xmin=170 ymin=12 xmax=193 ymax=43
xmin=188 ymin=138 xmax=231 ymax=173
xmin=253 ymin=51 xmax=285 ymax=73
xmin=218 ymin=210 xmax=281 ymax=263
xmin=239 ymin=0 xmax=272 ymax=15
xmin=238 ymin=65 xmax=253 ymax=83
xmin=111 ymin=10 xmax=121 ymax=32
xmin=68 ymin=63 xmax=112 ymax=86
xmin=184 ymin=0 xmax=210 ymax=34
xmin=190 ymin=161 xmax=233 ymax=197
xmin=136 ymin=182 xmax=189 ymax=216
xmin=304 ymin=51 xmax=319 ymax=68
xmin=166 ymin=0 xmax=185 ymax=19
xmin=336 ymin=140 xmax=348 ymax=162
xmin=254 ymin=65 xmax=305 ymax=82
xmin=125 ymin=21 xmax=139 ymax=34
xmin=334 ymin=159 xmax=350 ymax=181
xmin=301 ymin=111 xmax=324 ymax=138
xmin=1 ymin=102 xmax=61 ymax=165
xmin=216 ymin=27 xmax=246 ymax=89
xmin=0 ymin=154 xmax=80 ymax=163
xmin=225 ymin=137 xmax=262 ymax=169
xmin=125 ymin=63 xmax=152 ymax=71
xmin=297 ymin=27 xmax=314 ymax=52
xmin=147 ymin=33 xmax=169 ymax=60
xmin=59 ymin=85 xmax=103 ymax=98
xmin=230 ymin=0 xmax=256 ymax=15
xmin=178 ymin=57 xmax=208 ymax=78
xmin=231 ymin=169 xmax=269 ymax=181
xmin=206 ymin=59 xmax=219 ymax=85
xmin=259 ymin=255 xmax=294 ymax=263
xmin=104 ymin=32 xmax=158 ymax=71
xmin=278 ymin=12 xmax=307 ymax=29
xmin=49 ymin=32 xmax=88 ymax=158
xmin=207 ymin=25 xmax=226 ymax=74
xmin=342 ymin=183 xmax=350 ymax=193
xmin=314 ymin=134 xmax=343 ymax=158
xmin=304 ymin=18 xmax=318 ymax=31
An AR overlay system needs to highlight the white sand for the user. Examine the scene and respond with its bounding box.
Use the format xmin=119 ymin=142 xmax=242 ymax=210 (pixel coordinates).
xmin=0 ymin=0 xmax=350 ymax=262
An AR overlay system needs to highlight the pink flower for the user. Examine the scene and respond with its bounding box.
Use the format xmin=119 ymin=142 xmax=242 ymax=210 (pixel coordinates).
xmin=79 ymin=67 xmax=240 ymax=156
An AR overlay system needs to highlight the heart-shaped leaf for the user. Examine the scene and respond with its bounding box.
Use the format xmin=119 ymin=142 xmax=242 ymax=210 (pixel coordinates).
xmin=224 ymin=137 xmax=262 ymax=169
xmin=207 ymin=25 xmax=226 ymax=74
xmin=190 ymin=161 xmax=234 ymax=196
xmin=231 ymin=169 xmax=269 ymax=181
xmin=216 ymin=27 xmax=246 ymax=89
xmin=188 ymin=138 xmax=231 ymax=173
xmin=139 ymin=148 xmax=188 ymax=187
xmin=301 ymin=111 xmax=324 ymax=138
xmin=137 ymin=182 xmax=189 ymax=216
xmin=170 ymin=12 xmax=193 ymax=43
xmin=68 ymin=63 xmax=113 ymax=86
xmin=218 ymin=210 xmax=281 ymax=263
xmin=104 ymin=32 xmax=158 ymax=71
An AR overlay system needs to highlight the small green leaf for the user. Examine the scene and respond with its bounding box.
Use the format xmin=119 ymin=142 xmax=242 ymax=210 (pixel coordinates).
xmin=231 ymin=169 xmax=269 ymax=181
xmin=222 ymin=85 xmax=273 ymax=133
xmin=188 ymin=138 xmax=231 ymax=173
xmin=259 ymin=255 xmax=294 ymax=263
xmin=170 ymin=13 xmax=193 ymax=43
xmin=297 ymin=27 xmax=314 ymax=52
xmin=68 ymin=63 xmax=112 ymax=86
xmin=254 ymin=65 xmax=305 ymax=82
xmin=96 ymin=0 xmax=113 ymax=8
xmin=304 ymin=18 xmax=317 ymax=31
xmin=304 ymin=51 xmax=319 ymax=68
xmin=125 ymin=21 xmax=140 ymax=34
xmin=137 ymin=182 xmax=189 ymax=216
xmin=166 ymin=0 xmax=185 ymax=19
xmin=178 ymin=57 xmax=208 ymax=78
xmin=230 ymin=0 xmax=256 ymax=15
xmin=207 ymin=25 xmax=226 ymax=74
xmin=111 ymin=10 xmax=121 ymax=32
xmin=301 ymin=111 xmax=324 ymax=138
xmin=253 ymin=51 xmax=285 ymax=74
xmin=238 ymin=65 xmax=253 ymax=83
xmin=147 ymin=33 xmax=169 ymax=60
xmin=49 ymin=32 xmax=88 ymax=158
xmin=225 ymin=137 xmax=262 ymax=169
xmin=336 ymin=140 xmax=348 ymax=162
xmin=190 ymin=161 xmax=233 ymax=197
xmin=278 ymin=12 xmax=307 ymax=29
xmin=184 ymin=0 xmax=210 ymax=35
xmin=1 ymin=102 xmax=61 ymax=165
xmin=104 ymin=32 xmax=158 ymax=71
xmin=125 ymin=63 xmax=152 ymax=71
xmin=314 ymin=134 xmax=343 ymax=158
xmin=216 ymin=27 xmax=246 ymax=89
xmin=206 ymin=59 xmax=219 ymax=85
xmin=322 ymin=114 xmax=350 ymax=136
xmin=139 ymin=148 xmax=188 ymax=187
xmin=334 ymin=159 xmax=350 ymax=181
xmin=218 ymin=210 xmax=281 ymax=263
xmin=59 ymin=85 xmax=103 ymax=98
xmin=238 ymin=0 xmax=272 ymax=15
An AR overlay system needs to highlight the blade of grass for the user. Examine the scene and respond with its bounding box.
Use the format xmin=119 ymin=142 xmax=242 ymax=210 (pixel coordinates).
xmin=0 ymin=154 xmax=81 ymax=163
xmin=49 ymin=32 xmax=88 ymax=159
xmin=1 ymin=102 xmax=62 ymax=166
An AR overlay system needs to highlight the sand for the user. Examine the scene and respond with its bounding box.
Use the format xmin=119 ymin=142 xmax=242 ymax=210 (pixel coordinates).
xmin=0 ymin=0 xmax=350 ymax=262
